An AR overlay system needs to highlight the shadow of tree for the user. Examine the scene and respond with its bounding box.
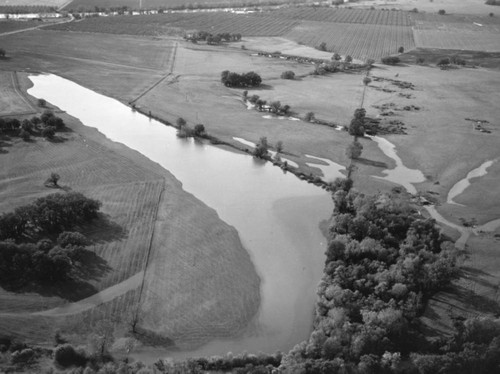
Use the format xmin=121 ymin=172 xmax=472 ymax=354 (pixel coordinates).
xmin=354 ymin=157 xmax=388 ymax=168
xmin=80 ymin=213 xmax=128 ymax=243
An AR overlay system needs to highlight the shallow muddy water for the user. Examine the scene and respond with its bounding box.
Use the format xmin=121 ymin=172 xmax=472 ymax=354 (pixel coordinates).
xmin=369 ymin=135 xmax=425 ymax=194
xmin=447 ymin=160 xmax=496 ymax=206
xmin=28 ymin=74 xmax=336 ymax=358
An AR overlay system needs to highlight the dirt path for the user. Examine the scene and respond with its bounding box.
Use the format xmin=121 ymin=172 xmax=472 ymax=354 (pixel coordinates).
xmin=0 ymin=15 xmax=74 ymax=37
xmin=32 ymin=272 xmax=143 ymax=317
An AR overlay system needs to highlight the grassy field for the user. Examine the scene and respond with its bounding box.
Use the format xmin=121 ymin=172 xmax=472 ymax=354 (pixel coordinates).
xmin=0 ymin=67 xmax=260 ymax=349
xmin=0 ymin=71 xmax=37 ymax=116
xmin=413 ymin=21 xmax=500 ymax=51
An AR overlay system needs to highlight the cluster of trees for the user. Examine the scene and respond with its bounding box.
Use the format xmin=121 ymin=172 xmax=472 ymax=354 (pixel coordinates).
xmin=281 ymin=181 xmax=460 ymax=373
xmin=381 ymin=56 xmax=401 ymax=65
xmin=244 ymin=93 xmax=292 ymax=116
xmin=221 ymin=70 xmax=262 ymax=88
xmin=281 ymin=70 xmax=295 ymax=80
xmin=437 ymin=55 xmax=466 ymax=67
xmin=0 ymin=192 xmax=101 ymax=241
xmin=0 ymin=192 xmax=100 ymax=288
xmin=486 ymin=0 xmax=500 ymax=5
xmin=175 ymin=117 xmax=207 ymax=138
xmin=0 ymin=110 xmax=66 ymax=141
xmin=186 ymin=31 xmax=242 ymax=44
xmin=348 ymin=108 xmax=366 ymax=138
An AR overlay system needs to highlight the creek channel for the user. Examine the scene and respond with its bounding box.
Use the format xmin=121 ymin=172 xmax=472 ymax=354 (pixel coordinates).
xmin=28 ymin=74 xmax=341 ymax=358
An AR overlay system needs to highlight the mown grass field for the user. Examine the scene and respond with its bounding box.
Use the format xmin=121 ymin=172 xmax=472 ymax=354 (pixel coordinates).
xmin=0 ymin=71 xmax=36 ymax=116
xmin=413 ymin=21 xmax=500 ymax=52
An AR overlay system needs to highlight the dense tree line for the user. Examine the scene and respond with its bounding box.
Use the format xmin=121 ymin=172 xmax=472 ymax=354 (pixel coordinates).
xmin=221 ymin=70 xmax=262 ymax=88
xmin=186 ymin=31 xmax=242 ymax=44
xmin=0 ymin=110 xmax=66 ymax=141
xmin=280 ymin=180 xmax=462 ymax=373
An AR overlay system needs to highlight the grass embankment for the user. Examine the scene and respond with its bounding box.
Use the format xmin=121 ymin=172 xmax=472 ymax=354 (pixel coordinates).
xmin=0 ymin=71 xmax=260 ymax=350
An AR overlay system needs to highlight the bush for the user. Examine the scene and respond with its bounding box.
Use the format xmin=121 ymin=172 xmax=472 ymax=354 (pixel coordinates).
xmin=304 ymin=112 xmax=315 ymax=122
xmin=42 ymin=126 xmax=56 ymax=139
xmin=54 ymin=344 xmax=87 ymax=368
xmin=193 ymin=124 xmax=206 ymax=137
xmin=11 ymin=348 xmax=35 ymax=364
xmin=280 ymin=70 xmax=295 ymax=80
xmin=438 ymin=9 xmax=446 ymax=15
xmin=381 ymin=56 xmax=401 ymax=65
xmin=398 ymin=46 xmax=404 ymax=53
xmin=437 ymin=57 xmax=451 ymax=66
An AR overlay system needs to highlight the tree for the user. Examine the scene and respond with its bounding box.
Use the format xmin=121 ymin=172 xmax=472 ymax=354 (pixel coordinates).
xmin=37 ymin=98 xmax=47 ymax=107
xmin=346 ymin=140 xmax=363 ymax=159
xmin=317 ymin=42 xmax=327 ymax=51
xmin=19 ymin=129 xmax=30 ymax=141
xmin=332 ymin=53 xmax=341 ymax=61
xmin=381 ymin=56 xmax=400 ymax=65
xmin=176 ymin=117 xmax=186 ymax=128
xmin=438 ymin=9 xmax=446 ymax=15
xmin=398 ymin=46 xmax=404 ymax=53
xmin=275 ymin=141 xmax=283 ymax=153
xmin=437 ymin=57 xmax=451 ymax=66
xmin=281 ymin=70 xmax=295 ymax=80
xmin=253 ymin=137 xmax=269 ymax=158
xmin=42 ymin=126 xmax=56 ymax=139
xmin=363 ymin=77 xmax=372 ymax=86
xmin=270 ymin=101 xmax=282 ymax=114
xmin=0 ymin=48 xmax=5 ymax=58
xmin=41 ymin=110 xmax=55 ymax=124
xmin=304 ymin=112 xmax=315 ymax=122
xmin=193 ymin=124 xmax=206 ymax=137
xmin=345 ymin=55 xmax=353 ymax=63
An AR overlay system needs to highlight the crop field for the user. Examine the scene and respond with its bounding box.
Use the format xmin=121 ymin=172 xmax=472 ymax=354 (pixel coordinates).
xmin=262 ymin=7 xmax=414 ymax=26
xmin=0 ymin=0 xmax=65 ymax=6
xmin=63 ymin=0 xmax=301 ymax=11
xmin=49 ymin=12 xmax=300 ymax=36
xmin=413 ymin=21 xmax=500 ymax=52
xmin=286 ymin=21 xmax=415 ymax=60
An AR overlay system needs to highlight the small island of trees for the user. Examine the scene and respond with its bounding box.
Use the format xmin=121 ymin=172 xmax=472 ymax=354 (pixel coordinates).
xmin=221 ymin=70 xmax=262 ymax=88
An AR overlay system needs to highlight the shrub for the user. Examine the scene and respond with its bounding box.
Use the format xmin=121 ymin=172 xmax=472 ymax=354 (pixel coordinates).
xmin=438 ymin=9 xmax=446 ymax=15
xmin=280 ymin=70 xmax=295 ymax=80
xmin=381 ymin=56 xmax=401 ymax=65
xmin=437 ymin=57 xmax=451 ymax=66
xmin=398 ymin=46 xmax=404 ymax=53
xmin=317 ymin=42 xmax=327 ymax=51
xmin=304 ymin=112 xmax=315 ymax=122
xmin=54 ymin=344 xmax=87 ymax=368
xmin=11 ymin=348 xmax=36 ymax=364
xmin=193 ymin=124 xmax=206 ymax=137
xmin=41 ymin=126 xmax=56 ymax=139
